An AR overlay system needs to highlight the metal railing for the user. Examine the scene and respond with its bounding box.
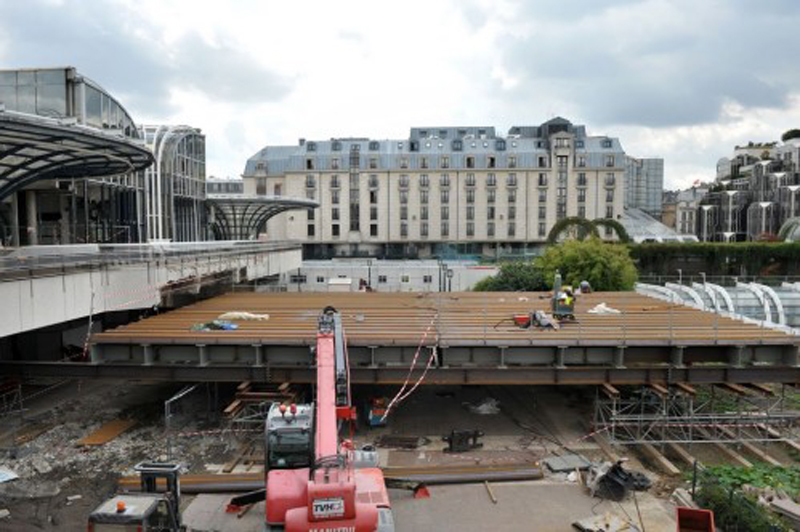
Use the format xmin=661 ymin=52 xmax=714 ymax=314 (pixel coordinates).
xmin=0 ymin=240 xmax=302 ymax=279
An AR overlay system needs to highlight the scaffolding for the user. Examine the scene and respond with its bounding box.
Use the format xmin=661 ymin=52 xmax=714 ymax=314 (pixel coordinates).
xmin=593 ymin=384 xmax=799 ymax=444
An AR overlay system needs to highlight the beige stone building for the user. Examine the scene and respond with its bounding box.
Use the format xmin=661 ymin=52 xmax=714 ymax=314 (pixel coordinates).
xmin=243 ymin=118 xmax=632 ymax=258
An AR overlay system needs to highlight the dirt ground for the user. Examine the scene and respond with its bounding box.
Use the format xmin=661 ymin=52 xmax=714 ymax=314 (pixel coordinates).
xmin=0 ymin=381 xmax=795 ymax=530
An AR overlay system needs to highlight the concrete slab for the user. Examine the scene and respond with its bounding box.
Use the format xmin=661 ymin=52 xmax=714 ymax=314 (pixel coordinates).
xmin=390 ymin=481 xmax=676 ymax=532
xmin=543 ymin=454 xmax=592 ymax=472
xmin=182 ymin=494 xmax=264 ymax=532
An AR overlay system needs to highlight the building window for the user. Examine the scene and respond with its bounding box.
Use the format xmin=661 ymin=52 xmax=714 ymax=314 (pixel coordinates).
xmin=369 ymin=157 xmax=378 ymax=169
xmin=538 ymin=222 xmax=546 ymax=237
xmin=605 ymin=155 xmax=615 ymax=167
xmin=578 ymin=155 xmax=586 ymax=168
xmin=420 ymin=174 xmax=430 ymax=188
xmin=488 ymin=206 xmax=496 ymax=220
xmin=370 ymin=190 xmax=378 ymax=204
xmin=306 ymin=158 xmax=315 ymax=170
xmin=369 ymin=141 xmax=380 ymax=151
xmin=605 ymin=225 xmax=613 ymax=237
xmin=421 ymin=222 xmax=429 ymax=237
xmin=555 ymin=138 xmax=569 ymax=148
xmin=509 ymin=155 xmax=517 ymax=169
xmin=331 ymin=175 xmax=340 ymax=188
xmin=539 ymin=189 xmax=547 ymax=203
xmin=466 ymin=173 xmax=476 ymax=186
xmin=400 ymin=190 xmax=408 ymax=204
xmin=331 ymin=140 xmax=342 ymax=151
xmin=602 ymin=139 xmax=612 ymax=148
xmin=400 ymin=206 xmax=408 ymax=220
xmin=370 ymin=224 xmax=378 ymax=236
xmin=332 ymin=224 xmax=340 ymax=237
xmin=606 ymin=189 xmax=614 ymax=202
xmin=487 ymin=173 xmax=497 ymax=187
xmin=467 ymin=206 xmax=475 ymax=220
xmin=370 ymin=206 xmax=378 ymax=220
xmin=306 ymin=175 xmax=316 ymax=187
xmin=420 ymin=157 xmax=429 ymax=169
xmin=440 ymin=156 xmax=450 ymax=169
xmin=369 ymin=174 xmax=379 ymax=188
xmin=577 ymin=173 xmax=587 ymax=187
xmin=487 ymin=222 xmax=495 ymax=237
xmin=423 ymin=275 xmax=432 ymax=283
xmin=605 ymin=173 xmax=616 ymax=186
xmin=466 ymin=222 xmax=475 ymax=237
xmin=441 ymin=206 xmax=450 ymax=220
xmin=466 ymin=189 xmax=475 ymax=203
xmin=421 ymin=206 xmax=429 ymax=220
xmin=401 ymin=275 xmax=410 ymax=283
xmin=420 ymin=190 xmax=429 ymax=204
xmin=507 ymin=173 xmax=517 ymax=187
xmin=538 ymin=156 xmax=548 ymax=167
xmin=378 ymin=275 xmax=387 ymax=283
xmin=538 ymin=206 xmax=546 ymax=220
xmin=466 ymin=156 xmax=475 ymax=169
xmin=290 ymin=274 xmax=307 ymax=283
xmin=331 ymin=158 xmax=340 ymax=170
xmin=557 ymin=155 xmax=568 ymax=168
xmin=400 ymin=157 xmax=409 ymax=169
xmin=508 ymin=206 xmax=516 ymax=219
xmin=606 ymin=206 xmax=614 ymax=218
xmin=487 ymin=189 xmax=496 ymax=204
xmin=316 ymin=276 xmax=325 ymax=283
xmin=578 ymin=206 xmax=586 ymax=218
xmin=400 ymin=222 xmax=408 ymax=238
xmin=576 ymin=140 xmax=585 ymax=148
xmin=538 ymin=173 xmax=548 ymax=187
xmin=508 ymin=189 xmax=517 ymax=204
xmin=332 ymin=190 xmax=340 ymax=204
xmin=399 ymin=174 xmax=409 ymax=188
xmin=440 ymin=174 xmax=450 ymax=187
xmin=332 ymin=207 xmax=340 ymax=221
xmin=306 ymin=189 xmax=316 ymax=200
xmin=441 ymin=221 xmax=449 ymax=236
xmin=488 ymin=156 xmax=496 ymax=169
xmin=578 ymin=189 xmax=586 ymax=203
xmin=441 ymin=189 xmax=450 ymax=203
xmin=557 ymin=187 xmax=567 ymax=198
xmin=508 ymin=222 xmax=516 ymax=237
xmin=307 ymin=224 xmax=315 ymax=237
xmin=274 ymin=184 xmax=282 ymax=196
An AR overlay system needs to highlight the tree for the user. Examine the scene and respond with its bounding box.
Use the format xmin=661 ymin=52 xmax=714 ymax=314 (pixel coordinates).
xmin=781 ymin=129 xmax=800 ymax=143
xmin=537 ymin=238 xmax=638 ymax=291
xmin=472 ymin=260 xmax=547 ymax=291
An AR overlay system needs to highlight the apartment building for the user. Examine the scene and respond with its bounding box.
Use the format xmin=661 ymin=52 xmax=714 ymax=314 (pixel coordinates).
xmin=243 ymin=118 xmax=630 ymax=259
xmin=625 ymin=157 xmax=664 ymax=218
xmin=699 ymin=138 xmax=800 ymax=241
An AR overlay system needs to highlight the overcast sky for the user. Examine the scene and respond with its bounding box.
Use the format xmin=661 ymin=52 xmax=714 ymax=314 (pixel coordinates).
xmin=2 ymin=0 xmax=799 ymax=189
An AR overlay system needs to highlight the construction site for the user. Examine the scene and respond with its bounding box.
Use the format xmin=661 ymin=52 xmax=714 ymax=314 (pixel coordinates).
xmin=0 ymin=284 xmax=798 ymax=531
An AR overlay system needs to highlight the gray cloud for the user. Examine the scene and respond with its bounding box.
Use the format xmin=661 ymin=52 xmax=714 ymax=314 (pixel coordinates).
xmin=0 ymin=0 xmax=292 ymax=118
xmin=474 ymin=0 xmax=800 ymax=128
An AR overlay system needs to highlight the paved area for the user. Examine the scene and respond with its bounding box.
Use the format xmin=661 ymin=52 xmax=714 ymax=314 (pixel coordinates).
xmin=182 ymin=494 xmax=265 ymax=532
xmin=391 ymin=481 xmax=676 ymax=532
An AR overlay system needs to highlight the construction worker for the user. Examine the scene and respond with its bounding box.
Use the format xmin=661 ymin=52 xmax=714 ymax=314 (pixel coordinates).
xmin=579 ymin=280 xmax=592 ymax=294
xmin=564 ymin=287 xmax=574 ymax=307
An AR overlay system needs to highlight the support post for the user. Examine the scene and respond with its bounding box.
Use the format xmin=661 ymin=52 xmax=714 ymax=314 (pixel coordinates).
xmin=368 ymin=346 xmax=377 ymax=368
xmin=143 ymin=344 xmax=154 ymax=365
xmin=90 ymin=344 xmax=101 ymax=364
xmin=729 ymin=345 xmax=745 ymax=368
xmin=498 ymin=346 xmax=507 ymax=369
xmin=198 ymin=344 xmax=208 ymax=366
xmin=25 ymin=190 xmax=38 ymax=246
xmin=784 ymin=345 xmax=800 ymax=367
xmin=613 ymin=346 xmax=626 ymax=369
xmin=671 ymin=346 xmax=685 ymax=368
xmin=253 ymin=344 xmax=264 ymax=366
xmin=554 ymin=346 xmax=567 ymax=369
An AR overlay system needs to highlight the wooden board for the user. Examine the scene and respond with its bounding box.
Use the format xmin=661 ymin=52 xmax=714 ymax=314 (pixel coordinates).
xmin=77 ymin=419 xmax=137 ymax=446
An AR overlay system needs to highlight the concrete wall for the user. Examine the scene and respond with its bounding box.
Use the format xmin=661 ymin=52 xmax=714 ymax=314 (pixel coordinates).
xmin=0 ymin=246 xmax=302 ymax=338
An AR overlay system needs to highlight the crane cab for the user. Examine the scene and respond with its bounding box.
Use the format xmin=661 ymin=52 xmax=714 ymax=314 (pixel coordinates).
xmin=266 ymin=402 xmax=314 ymax=470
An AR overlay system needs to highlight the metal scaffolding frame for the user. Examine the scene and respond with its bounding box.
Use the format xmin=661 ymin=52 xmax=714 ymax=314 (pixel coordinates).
xmin=593 ymin=384 xmax=799 ymax=444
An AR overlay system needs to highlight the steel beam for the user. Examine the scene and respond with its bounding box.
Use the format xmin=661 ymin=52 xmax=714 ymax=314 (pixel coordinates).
xmin=1 ymin=360 xmax=797 ymax=385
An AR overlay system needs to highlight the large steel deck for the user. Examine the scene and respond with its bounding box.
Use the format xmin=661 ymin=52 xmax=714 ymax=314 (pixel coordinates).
xmin=5 ymin=292 xmax=800 ymax=384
